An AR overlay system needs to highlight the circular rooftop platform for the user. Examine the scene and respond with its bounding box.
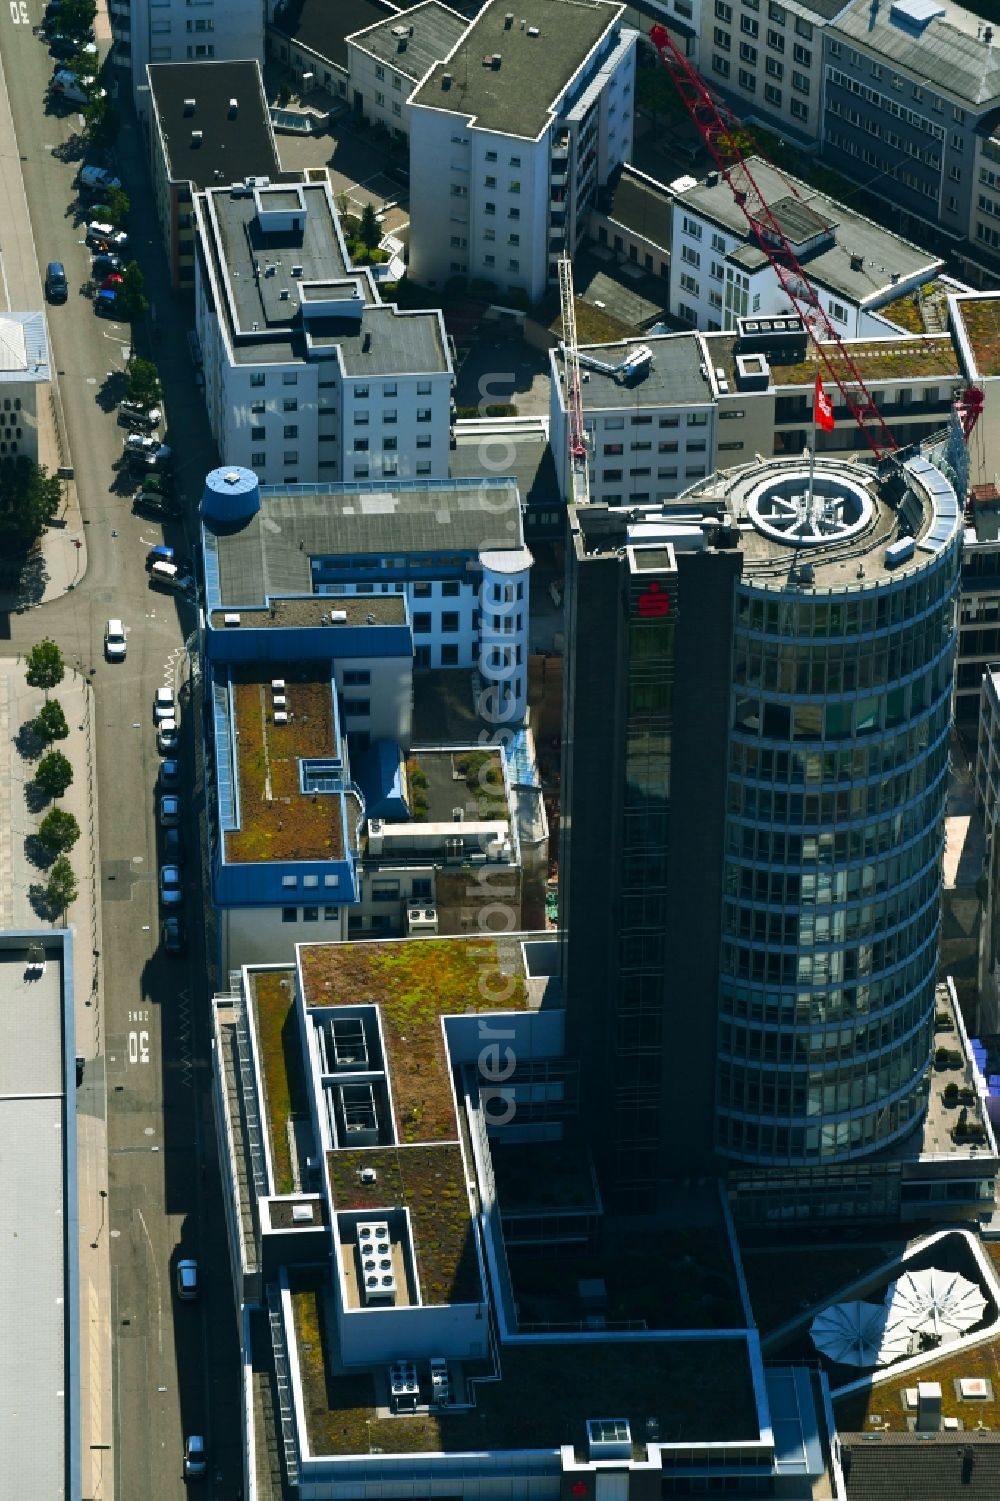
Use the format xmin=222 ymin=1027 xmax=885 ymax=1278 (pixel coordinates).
xmin=746 ymin=468 xmax=873 ymax=549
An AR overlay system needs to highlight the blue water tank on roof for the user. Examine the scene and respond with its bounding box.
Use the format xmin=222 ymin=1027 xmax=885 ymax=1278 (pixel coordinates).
xmin=201 ymin=465 xmax=261 ymax=525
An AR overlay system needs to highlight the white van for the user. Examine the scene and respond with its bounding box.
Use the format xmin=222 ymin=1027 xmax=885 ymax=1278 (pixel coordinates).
xmin=148 ymin=560 xmax=192 ymax=593
xmin=51 ymin=69 xmax=103 ymax=104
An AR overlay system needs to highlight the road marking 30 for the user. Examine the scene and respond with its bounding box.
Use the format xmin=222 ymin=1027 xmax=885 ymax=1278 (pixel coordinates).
xmin=127 ymin=1029 xmax=150 ymax=1065
xmin=9 ymin=2 xmax=29 ymax=21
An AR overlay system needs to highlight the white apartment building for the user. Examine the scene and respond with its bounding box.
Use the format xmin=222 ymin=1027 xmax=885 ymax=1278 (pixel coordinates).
xmin=193 ymin=178 xmax=454 ymax=487
xmin=408 ymin=0 xmax=637 ymax=302
xmin=668 ymin=156 xmax=942 ymax=333
xmin=123 ymin=0 xmax=263 ymax=107
xmin=345 ymin=1 xmax=468 ymax=143
xmin=550 ymin=320 xmax=963 ymax=503
xmin=0 ymin=312 xmax=50 ymax=466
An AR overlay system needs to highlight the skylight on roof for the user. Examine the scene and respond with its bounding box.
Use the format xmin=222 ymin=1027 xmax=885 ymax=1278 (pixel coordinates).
xmin=890 ymin=0 xmax=945 ymax=29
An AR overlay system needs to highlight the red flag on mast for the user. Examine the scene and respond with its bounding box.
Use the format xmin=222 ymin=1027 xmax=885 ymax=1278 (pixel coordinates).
xmin=814 ymin=374 xmax=835 ymax=432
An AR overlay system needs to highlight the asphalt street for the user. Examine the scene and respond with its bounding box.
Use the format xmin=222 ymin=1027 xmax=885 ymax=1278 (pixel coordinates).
xmin=0 ymin=12 xmax=240 ymax=1499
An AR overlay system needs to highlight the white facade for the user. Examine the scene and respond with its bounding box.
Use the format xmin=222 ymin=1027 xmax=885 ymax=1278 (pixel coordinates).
xmin=126 ymin=0 xmax=263 ymax=106
xmin=697 ymin=0 xmax=832 ymax=145
xmin=668 ymin=188 xmax=938 ymax=335
xmin=408 ymin=12 xmax=636 ymax=302
xmin=193 ymin=183 xmax=453 ymax=487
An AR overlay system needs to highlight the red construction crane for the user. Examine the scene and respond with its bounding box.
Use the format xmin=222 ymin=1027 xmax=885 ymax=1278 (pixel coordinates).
xmin=557 ymin=253 xmax=590 ymax=504
xmin=647 ymin=24 xmax=983 ymax=455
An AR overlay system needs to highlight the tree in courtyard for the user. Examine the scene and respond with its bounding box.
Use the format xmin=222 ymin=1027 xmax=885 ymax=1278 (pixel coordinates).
xmin=126 ymin=357 xmax=162 ymax=411
xmin=45 ymin=855 xmax=79 ymax=917
xmin=0 ymin=459 xmax=61 ymax=548
xmin=35 ymin=750 xmax=73 ymax=799
xmin=38 ymin=807 xmax=81 ymax=854
xmin=26 ymin=639 xmax=65 ymax=696
xmin=35 ymin=698 xmax=69 ymax=744
xmin=359 ymin=201 xmax=381 ymax=252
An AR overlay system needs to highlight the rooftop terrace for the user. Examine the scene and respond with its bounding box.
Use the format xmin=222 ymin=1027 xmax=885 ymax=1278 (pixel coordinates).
xmin=768 ymin=336 xmax=960 ymax=389
xmin=328 ymin=1143 xmax=481 ymax=1305
xmin=299 ymin=936 xmax=536 ymax=1141
xmin=404 ymin=745 xmax=509 ymax=825
xmin=290 ymin=1277 xmax=761 ymax=1457
xmin=227 ymin=664 xmax=346 ymax=864
xmin=953 ymin=295 xmax=1000 ymax=378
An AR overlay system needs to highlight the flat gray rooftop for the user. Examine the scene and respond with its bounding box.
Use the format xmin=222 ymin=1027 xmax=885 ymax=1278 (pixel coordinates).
xmin=333 ymin=303 xmax=448 ymax=375
xmin=148 ymin=60 xmax=280 ymax=190
xmin=568 ymin=332 xmax=712 ymax=411
xmin=677 ymin=158 xmax=939 ymax=303
xmin=450 ymin=423 xmax=560 ymax=508
xmin=206 ymin=478 xmax=525 ymax=606
xmin=601 ymin=164 xmax=672 ymax=247
xmin=348 ymin=0 xmax=469 ymax=82
xmin=0 ymin=943 xmax=72 ymax=1501
xmin=831 ymin=0 xmax=1000 ymax=108
xmin=210 ymin=594 xmax=408 ymax=629
xmin=411 ymin=0 xmax=623 ymax=139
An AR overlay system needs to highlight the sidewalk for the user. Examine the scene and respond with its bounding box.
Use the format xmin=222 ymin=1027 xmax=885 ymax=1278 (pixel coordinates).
xmin=0 ymin=656 xmax=113 ymax=1501
xmin=0 ymin=28 xmax=85 ymax=609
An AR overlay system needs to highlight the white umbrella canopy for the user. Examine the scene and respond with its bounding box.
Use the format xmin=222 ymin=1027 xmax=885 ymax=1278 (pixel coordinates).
xmin=884 ymin=1268 xmax=987 ymax=1340
xmin=810 ymin=1300 xmax=913 ymax=1368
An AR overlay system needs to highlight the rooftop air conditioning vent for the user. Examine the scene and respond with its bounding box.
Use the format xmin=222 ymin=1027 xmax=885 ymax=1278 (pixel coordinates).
xmin=223 ymin=612 xmax=241 ymax=627
xmin=391 ymin=23 xmax=409 ymax=37
xmin=279 ymin=288 xmax=290 ymax=300
xmin=850 ymin=252 xmax=864 ymax=271
xmin=527 ymin=24 xmax=539 ymax=34
xmin=228 ymin=97 xmax=238 ymax=117
xmin=273 ymin=710 xmax=288 ymax=724
xmin=452 ymin=807 xmax=464 ymax=821
xmin=441 ymin=71 xmax=452 ymax=88
xmin=359 ymin=1167 xmax=377 ymax=1184
xmin=191 ymin=130 xmax=203 ymax=146
xmin=183 ymin=97 xmax=196 ymax=115
xmin=291 ymin=264 xmax=304 ymax=276
xmin=504 ymin=9 xmax=514 ymax=23
xmin=330 ymin=609 xmax=348 ymax=623
xmin=291 ymin=1203 xmax=313 ymax=1223
xmin=271 ymin=678 xmax=286 ymax=690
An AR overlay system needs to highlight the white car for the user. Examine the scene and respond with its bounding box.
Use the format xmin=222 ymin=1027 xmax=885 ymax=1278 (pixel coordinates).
xmin=154 ymin=687 xmax=175 ymax=723
xmin=157 ymin=719 xmax=179 ymax=755
xmin=176 ymin=1258 xmax=199 ymax=1300
xmin=79 ymin=164 xmax=120 ymax=193
xmin=104 ymin=618 xmax=126 ymax=661
xmin=183 ymin=1435 xmax=207 ymax=1480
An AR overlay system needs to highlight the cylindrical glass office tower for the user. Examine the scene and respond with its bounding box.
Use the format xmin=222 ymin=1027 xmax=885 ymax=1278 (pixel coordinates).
xmin=715 ymin=456 xmax=961 ymax=1166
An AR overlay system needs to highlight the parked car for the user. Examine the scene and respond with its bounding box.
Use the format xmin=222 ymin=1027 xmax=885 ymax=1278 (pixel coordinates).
xmin=78 ymin=164 xmax=121 ymax=194
xmin=146 ymin=544 xmax=175 ymax=571
xmin=153 ymin=686 xmax=176 ymax=723
xmin=149 ymin=560 xmax=193 ymax=592
xmin=94 ymin=288 xmax=118 ymax=318
xmin=118 ymin=400 xmax=161 ymax=431
xmin=101 ymin=274 xmax=123 ymax=292
xmin=184 ymin=1435 xmax=207 ymax=1480
xmin=125 ymin=434 xmax=172 ymax=470
xmin=161 ymin=915 xmax=185 ymax=954
xmin=176 ymin=1258 xmax=199 ymax=1300
xmin=51 ymin=69 xmax=102 ymax=105
xmin=85 ymin=221 xmax=127 ymax=250
xmin=156 ymin=719 xmax=179 ymax=755
xmin=158 ymin=793 xmax=180 ymax=828
xmin=133 ymin=491 xmax=181 ymax=522
xmin=161 ymin=826 xmax=183 ymax=862
xmin=159 ymin=758 xmax=180 ymax=789
xmin=158 ymin=863 xmax=182 ymax=907
xmin=91 ymin=251 xmax=122 ymax=278
xmin=104 ymin=618 xmax=126 ymax=661
xmin=45 ymin=261 xmax=68 ymax=303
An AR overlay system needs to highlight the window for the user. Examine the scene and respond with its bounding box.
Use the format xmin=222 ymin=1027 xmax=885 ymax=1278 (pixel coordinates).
xmin=451 ymin=184 xmax=468 ymax=198
xmin=509 ymin=180 xmax=521 ymax=194
xmin=946 ymin=194 xmax=958 ymax=213
xmin=343 ymin=669 xmax=371 ymax=686
xmin=251 ymin=451 xmax=265 ymax=466
xmin=766 ymin=56 xmax=783 ymax=77
xmin=250 ymin=372 xmax=265 ymax=388
xmin=416 ymin=434 xmax=432 ymax=448
xmin=790 ymin=96 xmax=808 ymax=120
xmin=682 ymin=214 xmax=703 ymax=240
xmin=441 ymin=644 xmax=459 ymax=666
xmin=768 ymin=0 xmax=784 ymax=17
xmin=484 ymin=253 xmax=496 ymax=266
xmin=484 ymin=229 xmax=496 ymax=242
xmin=764 ymin=82 xmax=781 ymax=106
xmin=441 ymin=581 xmax=460 ymax=596
xmin=603 ymin=468 xmax=623 ymax=482
xmin=767 ymin=27 xmax=783 ymax=49
xmin=510 ymin=155 xmax=521 ymax=167
xmin=791 ymin=69 xmax=808 ymax=93
xmin=792 ymin=42 xmax=810 ymax=65
xmin=949 ymin=163 xmax=961 ymax=182
xmin=508 ymin=207 xmax=520 ymax=220
xmin=485 ymin=175 xmax=497 ymax=188
xmin=740 ymin=42 xmax=757 ymax=63
xmin=416 ymin=461 xmax=432 ymax=475
xmin=509 ymin=232 xmax=520 ymax=246
xmin=715 ymin=0 xmax=732 ymax=16
xmin=681 ymin=244 xmax=701 ymax=266
xmin=251 ymin=425 xmax=265 ymax=441
xmin=417 ymin=408 xmax=432 ymax=422
xmin=282 ymin=372 xmax=297 ymax=386
xmin=283 ymin=424 xmax=298 ymax=438
xmin=450 ymin=235 xmax=467 ymax=248
xmin=282 ymin=907 xmax=297 ymax=923
xmin=417 ymin=381 xmax=431 ymax=395
xmin=442 ymin=612 xmax=460 ymax=633
xmin=687 ymin=412 xmax=708 ymax=427
xmin=830 ymin=299 xmax=848 ymax=324
xmin=713 ymin=53 xmax=730 ymax=75
xmin=324 ymin=906 xmax=339 ymax=921
xmin=604 ymin=442 xmax=624 ymax=455
xmin=250 ymin=400 xmax=265 ymax=414
xmin=343 ymin=698 xmax=370 ymax=717
xmin=714 ymin=26 xmax=731 ymax=47
xmin=282 ymin=398 xmax=297 ymax=412
xmin=738 ymin=67 xmax=756 ymax=90
xmin=740 ymin=14 xmax=758 ymax=35
xmin=485 ymin=149 xmax=497 ymax=161
xmin=413 ymin=612 xmax=431 ymax=634
xmin=710 ymin=258 xmax=725 ymax=280
xmin=508 ymin=258 xmax=519 ymax=272
xmin=680 ymin=272 xmax=699 ymax=294
xmin=355 ymin=384 xmax=369 ymax=399
xmin=302 ymin=907 xmax=318 ymax=923
xmin=375 ymin=63 xmax=385 ymax=79
xmin=354 ymin=412 xmax=369 ymax=426
xmin=413 ymin=580 xmax=431 ymax=597
xmin=375 ymin=91 xmax=385 ymax=107
xmin=384 ymin=437 xmax=397 ymax=451
xmin=393 ymin=77 xmax=401 ymax=91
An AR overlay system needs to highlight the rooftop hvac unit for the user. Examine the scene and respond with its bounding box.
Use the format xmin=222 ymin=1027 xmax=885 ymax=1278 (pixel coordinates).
xmin=271 ymin=678 xmax=285 ymax=690
xmin=389 ymin=1361 xmax=419 ymax=1411
xmin=445 ymin=836 xmax=464 ymax=859
xmin=273 ymin=710 xmax=288 ymax=725
xmin=430 ymin=1357 xmax=450 ymax=1405
xmin=183 ymin=97 xmax=196 ymax=115
xmin=452 ymin=806 xmax=464 ymax=822
xmin=272 ymin=694 xmax=286 ymax=710
xmin=527 ymin=24 xmax=540 ymax=34
xmin=330 ymin=609 xmax=348 ymax=623
xmin=391 ymin=22 xmax=409 ymax=36
xmin=291 ymin=264 xmax=303 ymax=276
xmin=291 ymin=1202 xmax=314 ymax=1223
xmin=191 ymin=130 xmax=203 ymax=146
xmin=358 ymin=1220 xmax=396 ymax=1303
xmin=223 ymin=612 xmax=241 ymax=627
xmin=228 ymin=97 xmax=238 ymax=117
xmin=407 ymin=906 xmax=439 ymax=935
xmin=359 ymin=1166 xmax=378 ymax=1185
